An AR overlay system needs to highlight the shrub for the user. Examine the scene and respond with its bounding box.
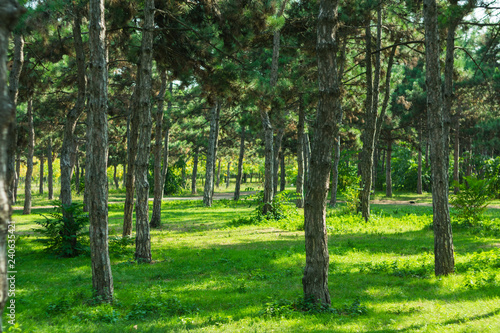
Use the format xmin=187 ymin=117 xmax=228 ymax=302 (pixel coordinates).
xmin=450 ymin=176 xmax=493 ymax=225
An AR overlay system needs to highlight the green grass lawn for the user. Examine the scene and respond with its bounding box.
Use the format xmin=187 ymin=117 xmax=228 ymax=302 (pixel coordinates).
xmin=6 ymin=188 xmax=500 ymax=332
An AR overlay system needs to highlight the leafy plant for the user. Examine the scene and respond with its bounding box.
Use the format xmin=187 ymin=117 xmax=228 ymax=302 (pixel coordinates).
xmin=450 ymin=176 xmax=493 ymax=225
xmin=35 ymin=201 xmax=89 ymax=257
xmin=108 ymin=235 xmax=135 ymax=257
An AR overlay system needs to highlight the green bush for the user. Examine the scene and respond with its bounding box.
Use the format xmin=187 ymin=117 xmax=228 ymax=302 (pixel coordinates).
xmin=450 ymin=175 xmax=493 ymax=225
xmin=35 ymin=201 xmax=89 ymax=257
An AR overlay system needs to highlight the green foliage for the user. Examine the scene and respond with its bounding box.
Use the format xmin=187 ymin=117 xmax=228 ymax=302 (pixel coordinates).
xmin=73 ymin=304 xmax=120 ymax=324
xmin=126 ymin=297 xmax=199 ymax=320
xmin=70 ymin=174 xmax=85 ymax=193
xmin=259 ymin=296 xmax=367 ymax=317
xmin=108 ymin=236 xmax=135 ymax=257
xmin=164 ymin=165 xmax=185 ymax=195
xmin=34 ymin=201 xmax=89 ymax=257
xmin=450 ymin=175 xmax=493 ymax=225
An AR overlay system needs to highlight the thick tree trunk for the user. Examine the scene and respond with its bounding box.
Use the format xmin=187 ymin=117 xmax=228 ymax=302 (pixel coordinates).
xmin=296 ymin=98 xmax=305 ymax=208
xmin=216 ymin=159 xmax=221 ymax=188
xmin=329 ymin=136 xmax=341 ymax=206
xmin=386 ymin=140 xmax=392 ymax=197
xmin=303 ymin=0 xmax=340 ymax=306
xmin=191 ymin=146 xmax=199 ymax=194
xmin=88 ymin=0 xmax=113 ymax=302
xmin=134 ymin=0 xmax=154 ymax=263
xmin=226 ymin=161 xmax=231 ymax=189
xmin=423 ymin=0 xmax=455 ymax=276
xmin=60 ymin=4 xmax=86 ymax=252
xmin=7 ymin=34 xmax=23 ymax=207
xmin=39 ymin=156 xmax=44 ymax=195
xmin=280 ymin=151 xmax=285 ymax=192
xmin=47 ymin=138 xmax=53 ymax=199
xmin=234 ymin=127 xmax=245 ymax=200
xmin=23 ymin=96 xmax=34 ymax=215
xmin=203 ymin=103 xmax=220 ymax=207
xmin=151 ymin=70 xmax=169 ymax=229
xmin=1 ymin=3 xmax=24 ymax=328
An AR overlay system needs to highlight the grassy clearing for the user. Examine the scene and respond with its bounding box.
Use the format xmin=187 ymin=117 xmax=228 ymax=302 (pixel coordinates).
xmin=6 ymin=189 xmax=500 ymax=332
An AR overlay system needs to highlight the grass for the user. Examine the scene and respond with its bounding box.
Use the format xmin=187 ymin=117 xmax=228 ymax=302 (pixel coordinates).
xmin=6 ymin=187 xmax=500 ymax=332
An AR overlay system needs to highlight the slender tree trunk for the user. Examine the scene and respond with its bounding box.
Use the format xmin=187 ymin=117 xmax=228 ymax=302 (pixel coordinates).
xmin=75 ymin=151 xmax=80 ymax=194
xmin=234 ymin=127 xmax=245 ymax=200
xmin=113 ymin=164 xmax=119 ymax=189
xmin=88 ymin=0 xmax=113 ymax=301
xmin=280 ymin=151 xmax=286 ymax=191
xmin=47 ymin=138 xmax=54 ymax=199
xmin=134 ymin=0 xmax=154 ymax=263
xmin=453 ymin=114 xmax=460 ymax=194
xmin=423 ymin=0 xmax=454 ymax=276
xmin=296 ymin=97 xmax=305 ymax=208
xmin=226 ymin=161 xmax=231 ymax=189
xmin=386 ymin=140 xmax=392 ymax=197
xmin=273 ymin=129 xmax=284 ymax=194
xmin=261 ymin=110 xmax=274 ymax=214
xmin=151 ymin=70 xmax=169 ymax=229
xmin=204 ymin=103 xmax=220 ymax=207
xmin=303 ymin=0 xmax=340 ymax=306
xmin=466 ymin=137 xmax=472 ymax=177
xmin=23 ymin=96 xmax=34 ymax=215
xmin=7 ymin=34 xmax=23 ymax=207
xmin=329 ymin=136 xmax=341 ymax=206
xmin=14 ymin=156 xmax=20 ymax=203
xmin=303 ymin=133 xmax=311 ymax=183
xmin=417 ymin=122 xmax=423 ymax=194
xmin=191 ymin=146 xmax=199 ymax=194
xmin=39 ymin=156 xmax=44 ymax=195
xmin=60 ymin=4 xmax=86 ymax=253
xmin=216 ymin=159 xmax=221 ymax=188
xmin=122 ymin=163 xmax=126 ymax=188
xmin=1 ymin=4 xmax=24 ymax=328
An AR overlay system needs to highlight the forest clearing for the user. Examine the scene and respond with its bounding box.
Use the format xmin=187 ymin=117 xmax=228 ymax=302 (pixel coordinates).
xmin=0 ymin=0 xmax=499 ymax=332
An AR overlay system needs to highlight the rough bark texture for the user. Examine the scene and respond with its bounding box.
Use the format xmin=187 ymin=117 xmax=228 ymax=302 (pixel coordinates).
xmin=0 ymin=2 xmax=24 ymax=328
xmin=296 ymin=98 xmax=305 ymax=208
xmin=60 ymin=4 xmax=86 ymax=252
xmin=47 ymin=138 xmax=53 ymax=199
xmin=234 ymin=127 xmax=245 ymax=200
xmin=23 ymin=96 xmax=34 ymax=215
xmin=386 ymin=140 xmax=393 ymax=197
xmin=39 ymin=157 xmax=44 ymax=194
xmin=123 ymin=84 xmax=139 ymax=236
xmin=423 ymin=0 xmax=455 ymax=276
xmin=7 ymin=34 xmax=23 ymax=206
xmin=191 ymin=146 xmax=199 ymax=194
xmin=303 ymin=0 xmax=341 ymax=306
xmin=203 ymin=103 xmax=220 ymax=207
xmin=88 ymin=0 xmax=113 ymax=302
xmin=134 ymin=0 xmax=154 ymax=263
xmin=151 ymin=70 xmax=169 ymax=229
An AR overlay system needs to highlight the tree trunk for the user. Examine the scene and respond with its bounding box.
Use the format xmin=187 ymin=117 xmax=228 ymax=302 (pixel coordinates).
xmin=280 ymin=151 xmax=285 ymax=192
xmin=60 ymin=3 xmax=86 ymax=253
xmin=216 ymin=159 xmax=221 ymax=188
xmin=151 ymin=70 xmax=169 ymax=229
xmin=329 ymin=136 xmax=341 ymax=206
xmin=234 ymin=127 xmax=245 ymax=200
xmin=47 ymin=138 xmax=54 ymax=199
xmin=466 ymin=137 xmax=472 ymax=177
xmin=261 ymin=110 xmax=274 ymax=214
xmin=453 ymin=114 xmax=460 ymax=194
xmin=423 ymin=0 xmax=455 ymax=276
xmin=273 ymin=129 xmax=284 ymax=194
xmin=191 ymin=146 xmax=199 ymax=194
xmin=134 ymin=0 xmax=154 ymax=263
xmin=0 ymin=3 xmax=24 ymax=328
xmin=226 ymin=161 xmax=231 ymax=189
xmin=122 ymin=163 xmax=126 ymax=188
xmin=7 ymin=34 xmax=23 ymax=207
xmin=113 ymin=164 xmax=119 ymax=189
xmin=296 ymin=97 xmax=305 ymax=208
xmin=87 ymin=0 xmax=113 ymax=302
xmin=75 ymin=150 xmax=80 ymax=194
xmin=303 ymin=133 xmax=311 ymax=182
xmin=386 ymin=140 xmax=392 ymax=198
xmin=417 ymin=121 xmax=423 ymax=194
xmin=14 ymin=156 xmax=20 ymax=203
xmin=303 ymin=0 xmax=340 ymax=306
xmin=203 ymin=103 xmax=220 ymax=207
xmin=39 ymin=156 xmax=44 ymax=195
xmin=23 ymin=96 xmax=34 ymax=215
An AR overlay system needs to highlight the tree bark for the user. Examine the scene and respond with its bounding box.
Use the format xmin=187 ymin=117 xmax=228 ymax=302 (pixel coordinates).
xmin=386 ymin=140 xmax=392 ymax=197
xmin=226 ymin=161 xmax=231 ymax=189
xmin=234 ymin=127 xmax=245 ymax=200
xmin=417 ymin=121 xmax=423 ymax=194
xmin=423 ymin=0 xmax=455 ymax=276
xmin=303 ymin=0 xmax=341 ymax=306
xmin=14 ymin=156 xmax=20 ymax=203
xmin=7 ymin=34 xmax=23 ymax=207
xmin=303 ymin=132 xmax=311 ymax=182
xmin=453 ymin=113 xmax=460 ymax=194
xmin=23 ymin=96 xmax=34 ymax=215
xmin=88 ymin=0 xmax=113 ymax=302
xmin=113 ymin=164 xmax=119 ymax=189
xmin=191 ymin=146 xmax=199 ymax=194
xmin=151 ymin=70 xmax=169 ymax=229
xmin=280 ymin=151 xmax=285 ymax=192
xmin=134 ymin=0 xmax=154 ymax=263
xmin=203 ymin=103 xmax=220 ymax=207
xmin=273 ymin=129 xmax=284 ymax=194
xmin=296 ymin=97 xmax=305 ymax=208
xmin=0 ymin=3 xmax=24 ymax=328
xmin=39 ymin=156 xmax=44 ymax=195
xmin=47 ymin=138 xmax=54 ymax=199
